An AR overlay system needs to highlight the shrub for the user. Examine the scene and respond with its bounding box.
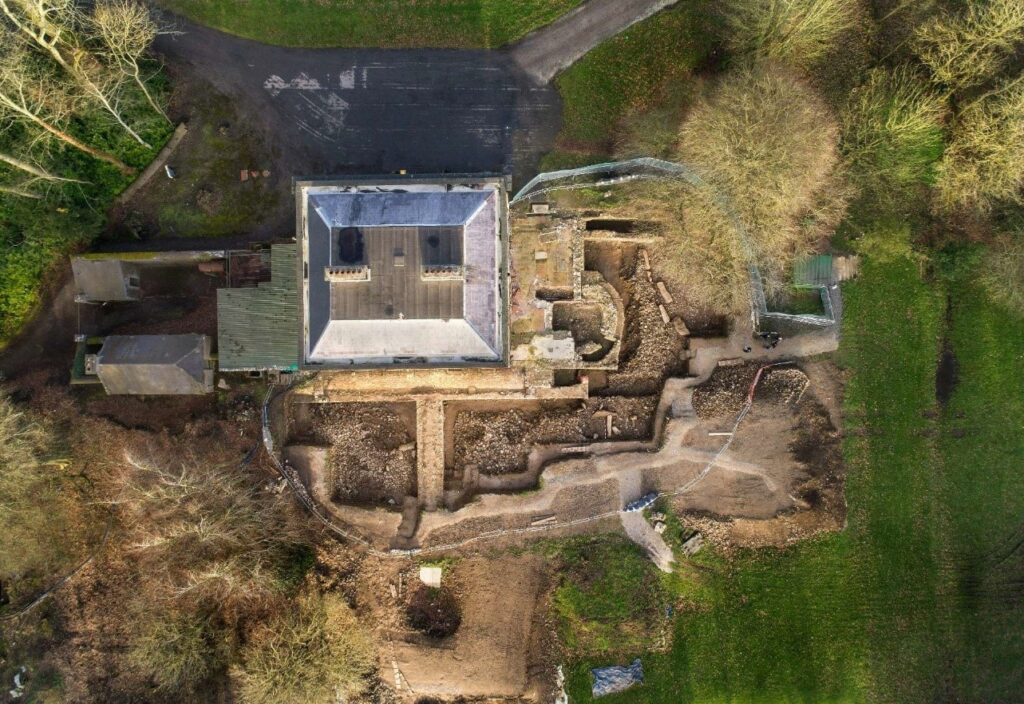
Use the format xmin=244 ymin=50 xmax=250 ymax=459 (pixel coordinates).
xmin=936 ymin=80 xmax=1024 ymax=213
xmin=718 ymin=0 xmax=860 ymax=70
xmin=670 ymin=65 xmax=848 ymax=307
xmin=841 ymin=66 xmax=947 ymax=200
xmin=234 ymin=593 xmax=375 ymax=704
xmin=128 ymin=610 xmax=229 ymax=693
xmin=913 ymin=0 xmax=1024 ymax=91
xmin=981 ymin=232 xmax=1024 ymax=316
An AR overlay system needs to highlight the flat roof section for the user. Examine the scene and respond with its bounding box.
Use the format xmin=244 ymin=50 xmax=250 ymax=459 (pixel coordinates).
xmin=328 ymin=226 xmax=463 ymax=321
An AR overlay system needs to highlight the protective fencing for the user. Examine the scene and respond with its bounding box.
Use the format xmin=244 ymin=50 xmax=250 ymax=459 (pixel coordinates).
xmin=512 ymin=157 xmax=837 ymax=330
xmin=511 ymin=157 xmax=703 ymax=204
xmin=262 ymin=362 xmax=793 ymax=559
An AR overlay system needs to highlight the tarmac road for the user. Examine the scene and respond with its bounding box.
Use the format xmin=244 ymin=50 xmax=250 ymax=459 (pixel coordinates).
xmin=509 ymin=0 xmax=683 ymax=83
xmin=153 ymin=15 xmax=562 ymax=188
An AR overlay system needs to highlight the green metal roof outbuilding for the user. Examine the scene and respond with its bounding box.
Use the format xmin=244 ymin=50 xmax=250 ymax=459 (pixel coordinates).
xmin=793 ymin=255 xmax=835 ymax=287
xmin=217 ymin=244 xmax=300 ymax=371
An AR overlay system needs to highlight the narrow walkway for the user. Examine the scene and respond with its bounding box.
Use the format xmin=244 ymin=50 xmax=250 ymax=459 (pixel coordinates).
xmin=509 ymin=0 xmax=682 ymax=83
xmin=416 ymin=400 xmax=447 ymax=511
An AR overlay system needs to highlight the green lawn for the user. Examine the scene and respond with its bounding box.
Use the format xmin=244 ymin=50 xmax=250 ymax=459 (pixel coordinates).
xmin=560 ymin=231 xmax=1024 ymax=702
xmin=156 ymin=0 xmax=582 ymax=48
xmin=935 ymin=268 xmax=1024 ymax=702
xmin=552 ymin=537 xmax=670 ymax=657
xmin=542 ymin=3 xmax=716 ymax=169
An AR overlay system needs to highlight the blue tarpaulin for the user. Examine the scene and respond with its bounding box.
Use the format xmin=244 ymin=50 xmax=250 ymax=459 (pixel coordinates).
xmin=591 ymin=658 xmax=645 ymax=697
xmin=624 ymin=492 xmax=659 ymax=512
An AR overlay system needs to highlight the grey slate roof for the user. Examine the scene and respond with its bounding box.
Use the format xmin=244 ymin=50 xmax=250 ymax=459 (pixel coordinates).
xmin=217 ymin=244 xmax=300 ymax=371
xmin=301 ymin=185 xmax=503 ymax=366
xmin=96 ymin=334 xmax=212 ymax=395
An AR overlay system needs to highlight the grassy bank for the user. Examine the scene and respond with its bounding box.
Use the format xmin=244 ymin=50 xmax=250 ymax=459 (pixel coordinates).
xmin=542 ymin=3 xmax=716 ymax=169
xmin=560 ymin=230 xmax=1024 ymax=701
xmin=156 ymin=0 xmax=581 ymax=48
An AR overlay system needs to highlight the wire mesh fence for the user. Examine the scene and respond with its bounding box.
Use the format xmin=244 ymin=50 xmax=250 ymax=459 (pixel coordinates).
xmin=512 ymin=158 xmax=837 ymax=331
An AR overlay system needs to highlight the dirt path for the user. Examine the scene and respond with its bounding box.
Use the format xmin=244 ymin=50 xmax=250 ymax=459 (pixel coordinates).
xmin=0 ymin=269 xmax=77 ymax=380
xmin=509 ymin=0 xmax=682 ymax=83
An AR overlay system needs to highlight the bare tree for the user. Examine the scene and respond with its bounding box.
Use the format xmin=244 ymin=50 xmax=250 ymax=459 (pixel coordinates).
xmin=719 ymin=0 xmax=860 ymax=70
xmin=91 ymin=0 xmax=168 ymax=122
xmin=114 ymin=446 xmax=304 ymax=612
xmin=936 ymin=76 xmax=1024 ymax=212
xmin=674 ymin=64 xmax=849 ymax=300
xmin=0 ymin=44 xmax=135 ymax=173
xmin=0 ymin=183 xmax=43 ymax=198
xmin=0 ymin=150 xmax=84 ymax=198
xmin=913 ymin=0 xmax=1024 ymax=91
xmin=0 ymin=0 xmax=151 ymax=146
xmin=0 ymin=149 xmax=81 ymax=182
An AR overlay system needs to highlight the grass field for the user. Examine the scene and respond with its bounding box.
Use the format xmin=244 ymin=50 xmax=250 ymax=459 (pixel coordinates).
xmin=560 ymin=232 xmax=1024 ymax=701
xmin=542 ymin=3 xmax=716 ymax=169
xmin=552 ymin=537 xmax=670 ymax=657
xmin=156 ymin=0 xmax=581 ymax=48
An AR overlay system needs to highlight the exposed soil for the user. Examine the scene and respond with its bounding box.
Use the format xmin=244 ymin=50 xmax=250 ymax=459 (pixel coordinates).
xmin=380 ymin=554 xmax=550 ymax=698
xmin=552 ymin=301 xmax=606 ymax=347
xmin=678 ymin=362 xmax=847 ymax=548
xmin=602 ymin=255 xmax=686 ymax=396
xmin=295 ymin=403 xmax=417 ymax=506
xmin=452 ymin=397 xmax=657 ymax=476
xmin=406 ymin=585 xmax=462 ymax=639
xmin=83 ymin=393 xmax=218 ymax=434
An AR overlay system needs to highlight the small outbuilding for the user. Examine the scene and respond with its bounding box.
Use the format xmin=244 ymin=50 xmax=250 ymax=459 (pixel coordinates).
xmin=71 ymin=257 xmax=142 ymax=303
xmin=93 ymin=334 xmax=214 ymax=395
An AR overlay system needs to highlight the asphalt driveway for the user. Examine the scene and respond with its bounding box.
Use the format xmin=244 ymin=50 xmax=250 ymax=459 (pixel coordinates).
xmin=154 ymin=16 xmax=562 ymax=188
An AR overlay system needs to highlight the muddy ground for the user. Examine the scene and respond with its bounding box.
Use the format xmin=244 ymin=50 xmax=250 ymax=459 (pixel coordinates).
xmin=681 ymin=361 xmax=846 ymax=547
xmin=355 ymin=552 xmax=555 ymax=700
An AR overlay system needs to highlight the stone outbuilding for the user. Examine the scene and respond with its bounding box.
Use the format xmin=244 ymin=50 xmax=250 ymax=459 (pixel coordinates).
xmin=91 ymin=334 xmax=214 ymax=395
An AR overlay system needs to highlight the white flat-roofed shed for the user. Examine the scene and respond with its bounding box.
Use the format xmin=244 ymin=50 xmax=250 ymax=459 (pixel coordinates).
xmin=296 ymin=176 xmax=509 ymax=368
